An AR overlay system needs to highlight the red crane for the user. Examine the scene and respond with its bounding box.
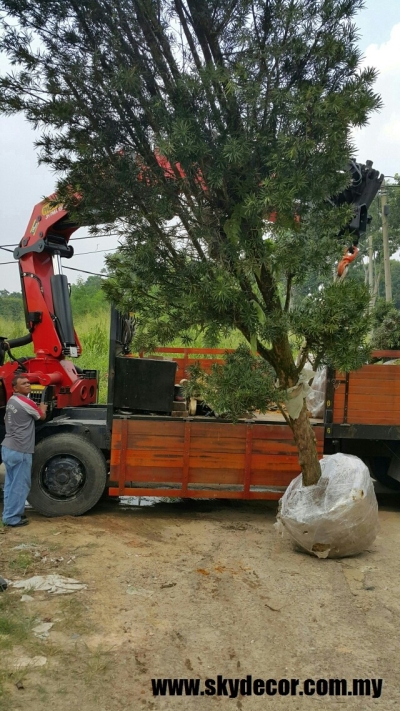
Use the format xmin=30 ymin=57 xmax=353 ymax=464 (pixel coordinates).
xmin=0 ymin=195 xmax=95 ymax=407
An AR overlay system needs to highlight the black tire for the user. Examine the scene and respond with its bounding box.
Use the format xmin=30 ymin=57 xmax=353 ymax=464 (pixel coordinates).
xmin=369 ymin=456 xmax=400 ymax=492
xmin=29 ymin=433 xmax=107 ymax=516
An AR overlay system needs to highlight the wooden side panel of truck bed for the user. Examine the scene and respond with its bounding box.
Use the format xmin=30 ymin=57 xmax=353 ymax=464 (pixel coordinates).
xmin=333 ymin=363 xmax=400 ymax=426
xmin=109 ymin=418 xmax=324 ymax=499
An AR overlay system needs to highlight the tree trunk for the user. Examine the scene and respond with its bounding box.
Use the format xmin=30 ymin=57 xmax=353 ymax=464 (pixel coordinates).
xmin=289 ymin=401 xmax=321 ymax=486
xmin=270 ymin=336 xmax=321 ymax=487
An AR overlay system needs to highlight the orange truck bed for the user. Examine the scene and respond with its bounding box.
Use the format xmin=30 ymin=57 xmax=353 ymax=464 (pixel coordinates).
xmin=332 ymin=357 xmax=400 ymax=427
xmin=109 ymin=417 xmax=324 ymax=500
xmin=109 ymin=349 xmax=400 ymax=500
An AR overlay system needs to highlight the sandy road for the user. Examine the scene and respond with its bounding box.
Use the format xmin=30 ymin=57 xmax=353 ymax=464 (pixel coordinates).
xmin=1 ymin=493 xmax=400 ymax=710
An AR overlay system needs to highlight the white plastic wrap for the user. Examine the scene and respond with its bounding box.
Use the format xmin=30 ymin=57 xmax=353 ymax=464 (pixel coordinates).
xmin=275 ymin=453 xmax=379 ymax=558
xmin=306 ymin=367 xmax=327 ymax=419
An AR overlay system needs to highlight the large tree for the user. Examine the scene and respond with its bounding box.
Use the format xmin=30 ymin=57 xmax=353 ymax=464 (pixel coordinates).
xmin=0 ymin=0 xmax=380 ymax=485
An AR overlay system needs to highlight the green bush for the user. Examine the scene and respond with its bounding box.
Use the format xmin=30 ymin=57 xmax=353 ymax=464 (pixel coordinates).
xmin=185 ymin=345 xmax=281 ymax=421
xmin=372 ymin=300 xmax=400 ymax=351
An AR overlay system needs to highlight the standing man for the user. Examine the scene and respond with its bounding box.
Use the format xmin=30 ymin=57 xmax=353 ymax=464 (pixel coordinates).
xmin=1 ymin=375 xmax=47 ymax=527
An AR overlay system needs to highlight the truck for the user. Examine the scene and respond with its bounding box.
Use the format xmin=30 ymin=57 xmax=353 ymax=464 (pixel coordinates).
xmin=2 ymin=160 xmax=397 ymax=517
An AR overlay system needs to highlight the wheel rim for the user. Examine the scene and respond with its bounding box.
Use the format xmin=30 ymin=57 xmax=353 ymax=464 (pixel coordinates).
xmin=40 ymin=455 xmax=86 ymax=499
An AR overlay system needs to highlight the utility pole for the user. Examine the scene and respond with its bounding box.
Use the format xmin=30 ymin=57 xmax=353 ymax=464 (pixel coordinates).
xmin=368 ymin=232 xmax=374 ymax=291
xmin=381 ymin=180 xmax=392 ymax=302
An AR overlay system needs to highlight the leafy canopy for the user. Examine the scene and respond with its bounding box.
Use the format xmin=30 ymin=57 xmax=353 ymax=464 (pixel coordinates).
xmin=372 ymin=298 xmax=400 ymax=351
xmin=0 ymin=0 xmax=380 ymax=392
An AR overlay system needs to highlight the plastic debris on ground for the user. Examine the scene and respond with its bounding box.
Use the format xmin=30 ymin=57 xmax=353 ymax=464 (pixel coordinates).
xmin=275 ymin=453 xmax=379 ymax=558
xmin=306 ymin=367 xmax=327 ymax=418
xmin=33 ymin=622 xmax=54 ymax=639
xmin=10 ymin=574 xmax=87 ymax=594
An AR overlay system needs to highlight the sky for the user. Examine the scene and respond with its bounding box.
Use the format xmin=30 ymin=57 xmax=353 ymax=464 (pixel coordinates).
xmin=1 ymin=0 xmax=400 ymax=293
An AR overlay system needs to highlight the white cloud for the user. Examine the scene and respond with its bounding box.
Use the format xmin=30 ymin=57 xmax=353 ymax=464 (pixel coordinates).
xmin=354 ymin=23 xmax=400 ymax=176
xmin=361 ymin=23 xmax=400 ymax=75
xmin=381 ymin=117 xmax=400 ymax=145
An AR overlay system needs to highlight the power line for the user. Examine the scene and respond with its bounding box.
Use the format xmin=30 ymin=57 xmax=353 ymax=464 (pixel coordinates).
xmin=0 ymin=233 xmax=122 ymax=249
xmin=72 ymin=247 xmax=119 ymax=256
xmin=63 ymin=266 xmax=107 ymax=277
xmin=71 ymin=233 xmax=122 ymax=241
xmin=0 ymin=246 xmax=119 ymax=265
xmin=0 ymin=260 xmax=107 ymax=277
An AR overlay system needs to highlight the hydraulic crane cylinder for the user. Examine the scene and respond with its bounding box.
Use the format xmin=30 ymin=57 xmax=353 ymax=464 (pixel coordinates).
xmin=50 ymin=273 xmax=77 ymax=351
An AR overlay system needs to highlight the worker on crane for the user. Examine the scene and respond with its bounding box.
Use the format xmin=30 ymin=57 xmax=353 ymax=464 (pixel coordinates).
xmin=332 ymin=160 xmax=383 ymax=280
xmin=336 ymin=245 xmax=360 ymax=281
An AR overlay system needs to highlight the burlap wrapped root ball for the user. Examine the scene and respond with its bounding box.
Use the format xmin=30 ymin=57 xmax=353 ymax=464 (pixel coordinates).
xmin=275 ymin=453 xmax=379 ymax=558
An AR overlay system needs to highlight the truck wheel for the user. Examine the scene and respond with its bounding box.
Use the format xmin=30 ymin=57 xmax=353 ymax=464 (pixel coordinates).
xmin=29 ymin=433 xmax=107 ymax=516
xmin=369 ymin=456 xmax=400 ymax=492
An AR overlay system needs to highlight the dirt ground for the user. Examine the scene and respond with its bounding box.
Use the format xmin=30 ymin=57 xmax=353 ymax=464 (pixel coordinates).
xmin=1 ymin=492 xmax=400 ymax=711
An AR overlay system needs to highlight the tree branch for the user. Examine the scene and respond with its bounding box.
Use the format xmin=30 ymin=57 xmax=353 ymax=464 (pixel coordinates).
xmin=284 ymin=273 xmax=293 ymax=312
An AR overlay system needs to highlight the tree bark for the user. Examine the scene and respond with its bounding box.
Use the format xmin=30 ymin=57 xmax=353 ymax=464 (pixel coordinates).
xmin=289 ymin=401 xmax=321 ymax=486
xmin=269 ymin=335 xmax=321 ymax=486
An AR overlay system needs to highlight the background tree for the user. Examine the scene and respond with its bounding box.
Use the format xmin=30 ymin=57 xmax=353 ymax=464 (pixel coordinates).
xmin=0 ymin=290 xmax=24 ymax=322
xmin=364 ymin=176 xmax=400 ymax=305
xmin=372 ymin=298 xmax=400 ymax=351
xmin=70 ymin=276 xmax=108 ymax=316
xmin=386 ymin=260 xmax=400 ymax=309
xmin=0 ymin=0 xmax=380 ymax=485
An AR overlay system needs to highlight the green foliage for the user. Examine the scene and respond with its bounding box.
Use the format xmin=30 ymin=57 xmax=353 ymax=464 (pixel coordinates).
xmin=70 ymin=276 xmax=107 ymax=316
xmin=381 ymin=260 xmax=400 ymax=309
xmin=368 ymin=177 xmax=400 ymax=261
xmin=186 ymin=345 xmax=279 ymax=420
xmin=0 ymin=277 xmax=108 ymax=324
xmin=290 ymin=280 xmax=372 ymax=372
xmin=372 ymin=299 xmax=400 ymax=350
xmin=360 ymin=176 xmax=400 ymax=300
xmin=372 ymin=298 xmax=395 ymax=329
xmin=0 ymin=315 xmax=34 ymax=360
xmin=73 ymin=316 xmax=110 ymax=402
xmin=0 ymin=290 xmax=24 ymax=322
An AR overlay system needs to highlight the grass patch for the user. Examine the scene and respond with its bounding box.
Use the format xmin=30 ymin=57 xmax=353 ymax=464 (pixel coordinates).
xmin=58 ymin=596 xmax=95 ymax=636
xmin=0 ymin=593 xmax=35 ymax=652
xmin=0 ymin=529 xmax=110 ymax=707
xmin=78 ymin=646 xmax=115 ymax=682
xmin=8 ymin=552 xmax=35 ymax=575
xmin=0 ymin=667 xmax=31 ymax=705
